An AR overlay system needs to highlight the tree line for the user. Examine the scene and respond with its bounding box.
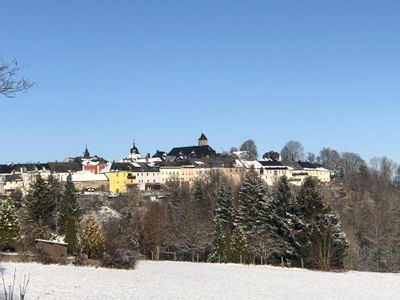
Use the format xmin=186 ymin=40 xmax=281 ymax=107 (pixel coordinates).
xmin=142 ymin=170 xmax=347 ymax=270
xmin=2 ymin=144 xmax=400 ymax=272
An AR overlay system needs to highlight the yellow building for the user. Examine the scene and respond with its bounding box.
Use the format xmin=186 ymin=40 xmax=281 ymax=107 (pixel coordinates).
xmin=106 ymin=162 xmax=138 ymax=193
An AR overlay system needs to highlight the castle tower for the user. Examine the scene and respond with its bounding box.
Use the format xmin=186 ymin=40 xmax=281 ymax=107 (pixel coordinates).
xmin=198 ymin=133 xmax=208 ymax=146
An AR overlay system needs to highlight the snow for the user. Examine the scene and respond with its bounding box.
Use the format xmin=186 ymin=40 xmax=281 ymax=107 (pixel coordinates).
xmin=1 ymin=261 xmax=399 ymax=299
xmin=68 ymin=171 xmax=108 ymax=182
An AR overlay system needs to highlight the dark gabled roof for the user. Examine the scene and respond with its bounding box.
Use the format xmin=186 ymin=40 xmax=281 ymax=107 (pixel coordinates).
xmin=199 ymin=133 xmax=208 ymax=140
xmin=297 ymin=161 xmax=324 ymax=169
xmin=48 ymin=162 xmax=81 ymax=173
xmin=90 ymin=156 xmax=108 ymax=164
xmin=136 ymin=162 xmax=160 ymax=172
xmin=258 ymin=160 xmax=287 ymax=169
xmin=0 ymin=165 xmax=13 ymax=174
xmin=9 ymin=163 xmax=50 ymax=173
xmin=167 ymin=145 xmax=217 ymax=158
xmin=152 ymin=150 xmax=166 ymax=159
xmin=190 ymin=156 xmax=239 ymax=169
xmin=283 ymin=161 xmax=303 ymax=170
xmin=158 ymin=161 xmax=180 ymax=168
xmin=110 ymin=162 xmax=138 ymax=172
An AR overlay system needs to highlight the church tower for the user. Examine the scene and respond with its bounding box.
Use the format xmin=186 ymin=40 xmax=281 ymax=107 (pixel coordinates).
xmin=128 ymin=140 xmax=141 ymax=161
xmin=198 ymin=133 xmax=208 ymax=146
xmin=83 ymin=145 xmax=90 ymax=158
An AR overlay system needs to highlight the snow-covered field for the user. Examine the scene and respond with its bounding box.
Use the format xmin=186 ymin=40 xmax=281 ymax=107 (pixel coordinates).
xmin=1 ymin=260 xmax=399 ymax=299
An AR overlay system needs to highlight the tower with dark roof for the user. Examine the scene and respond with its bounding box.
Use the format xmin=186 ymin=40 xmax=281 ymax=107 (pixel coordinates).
xmin=128 ymin=140 xmax=141 ymax=161
xmin=198 ymin=133 xmax=208 ymax=146
xmin=83 ymin=145 xmax=90 ymax=158
xmin=130 ymin=140 xmax=139 ymax=155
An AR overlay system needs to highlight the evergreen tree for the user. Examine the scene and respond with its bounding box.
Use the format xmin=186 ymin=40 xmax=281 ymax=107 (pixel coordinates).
xmin=253 ymin=189 xmax=281 ymax=264
xmin=270 ymin=176 xmax=298 ymax=261
xmin=231 ymin=225 xmax=246 ymax=263
xmin=214 ymin=185 xmax=234 ymax=229
xmin=47 ymin=173 xmax=62 ymax=229
xmin=58 ymin=174 xmax=81 ymax=234
xmin=235 ymin=169 xmax=267 ymax=235
xmin=0 ymin=198 xmax=20 ymax=251
xmin=9 ymin=189 xmax=23 ymax=209
xmin=81 ymin=216 xmax=104 ymax=259
xmin=64 ymin=216 xmax=79 ymax=255
xmin=296 ymin=177 xmax=348 ymax=269
xmin=235 ymin=168 xmax=271 ymax=262
xmin=25 ymin=174 xmax=56 ymax=228
xmin=210 ymin=185 xmax=234 ymax=263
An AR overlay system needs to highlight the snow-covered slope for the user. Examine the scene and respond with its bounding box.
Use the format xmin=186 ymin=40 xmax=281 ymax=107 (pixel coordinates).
xmin=1 ymin=261 xmax=399 ymax=299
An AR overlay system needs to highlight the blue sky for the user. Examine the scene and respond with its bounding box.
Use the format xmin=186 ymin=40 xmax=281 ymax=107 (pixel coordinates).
xmin=1 ymin=1 xmax=400 ymax=163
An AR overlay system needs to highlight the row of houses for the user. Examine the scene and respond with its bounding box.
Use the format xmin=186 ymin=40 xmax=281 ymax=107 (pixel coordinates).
xmin=0 ymin=134 xmax=333 ymax=195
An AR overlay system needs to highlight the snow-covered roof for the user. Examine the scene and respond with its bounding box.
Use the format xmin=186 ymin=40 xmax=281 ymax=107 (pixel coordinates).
xmin=67 ymin=171 xmax=108 ymax=182
xmin=35 ymin=239 xmax=68 ymax=246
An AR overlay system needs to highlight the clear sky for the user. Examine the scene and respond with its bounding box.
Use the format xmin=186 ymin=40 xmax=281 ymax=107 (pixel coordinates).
xmin=1 ymin=1 xmax=400 ymax=163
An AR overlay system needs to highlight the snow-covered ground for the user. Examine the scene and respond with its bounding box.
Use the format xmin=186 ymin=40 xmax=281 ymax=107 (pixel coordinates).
xmin=1 ymin=260 xmax=399 ymax=299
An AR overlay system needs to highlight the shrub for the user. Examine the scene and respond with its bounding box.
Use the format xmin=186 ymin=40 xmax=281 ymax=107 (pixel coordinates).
xmin=102 ymin=248 xmax=136 ymax=269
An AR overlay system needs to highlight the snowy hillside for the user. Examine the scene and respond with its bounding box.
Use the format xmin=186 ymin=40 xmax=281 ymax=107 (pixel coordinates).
xmin=1 ymin=261 xmax=399 ymax=299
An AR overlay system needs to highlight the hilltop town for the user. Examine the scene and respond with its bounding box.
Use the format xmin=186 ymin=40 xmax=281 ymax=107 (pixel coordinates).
xmin=0 ymin=134 xmax=332 ymax=196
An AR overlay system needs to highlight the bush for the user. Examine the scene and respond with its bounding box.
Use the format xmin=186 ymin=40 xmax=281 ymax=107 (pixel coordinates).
xmin=20 ymin=224 xmax=52 ymax=252
xmin=100 ymin=213 xmax=139 ymax=269
xmin=102 ymin=248 xmax=136 ymax=269
xmin=73 ymin=253 xmax=88 ymax=266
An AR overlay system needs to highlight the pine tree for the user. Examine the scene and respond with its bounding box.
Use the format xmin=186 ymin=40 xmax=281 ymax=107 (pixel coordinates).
xmin=235 ymin=169 xmax=267 ymax=234
xmin=0 ymin=198 xmax=20 ymax=251
xmin=25 ymin=174 xmax=56 ymax=228
xmin=65 ymin=216 xmax=79 ymax=255
xmin=231 ymin=225 xmax=246 ymax=263
xmin=47 ymin=173 xmax=62 ymax=229
xmin=214 ymin=185 xmax=234 ymax=229
xmin=81 ymin=216 xmax=104 ymax=259
xmin=269 ymin=176 xmax=298 ymax=261
xmin=210 ymin=185 xmax=234 ymax=263
xmin=58 ymin=174 xmax=81 ymax=234
xmin=235 ymin=168 xmax=270 ymax=262
xmin=296 ymin=177 xmax=348 ymax=269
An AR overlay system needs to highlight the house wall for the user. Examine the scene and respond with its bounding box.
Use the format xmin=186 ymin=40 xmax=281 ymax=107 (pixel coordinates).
xmin=73 ymin=180 xmax=109 ymax=192
xmin=222 ymin=167 xmax=246 ymax=184
xmin=83 ymin=165 xmax=107 ymax=174
xmin=305 ymin=169 xmax=331 ymax=182
xmin=181 ymin=167 xmax=197 ymax=185
xmin=160 ymin=167 xmax=182 ymax=184
xmin=107 ymin=171 xmax=137 ymax=193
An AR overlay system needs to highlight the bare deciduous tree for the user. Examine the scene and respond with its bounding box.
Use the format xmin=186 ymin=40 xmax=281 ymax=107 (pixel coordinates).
xmin=280 ymin=140 xmax=304 ymax=162
xmin=307 ymin=152 xmax=317 ymax=163
xmin=143 ymin=201 xmax=169 ymax=260
xmin=240 ymin=140 xmax=258 ymax=160
xmin=339 ymin=152 xmax=365 ymax=177
xmin=1 ymin=58 xmax=33 ymax=98
xmin=318 ymin=148 xmax=341 ymax=171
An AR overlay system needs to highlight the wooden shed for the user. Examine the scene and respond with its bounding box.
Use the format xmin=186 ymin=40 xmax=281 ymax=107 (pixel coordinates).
xmin=35 ymin=239 xmax=68 ymax=263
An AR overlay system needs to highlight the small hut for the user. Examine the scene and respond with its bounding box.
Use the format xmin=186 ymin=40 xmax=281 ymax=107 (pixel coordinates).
xmin=35 ymin=239 xmax=68 ymax=263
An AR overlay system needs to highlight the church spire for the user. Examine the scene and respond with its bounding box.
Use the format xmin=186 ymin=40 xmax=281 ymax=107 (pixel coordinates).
xmin=83 ymin=145 xmax=90 ymax=158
